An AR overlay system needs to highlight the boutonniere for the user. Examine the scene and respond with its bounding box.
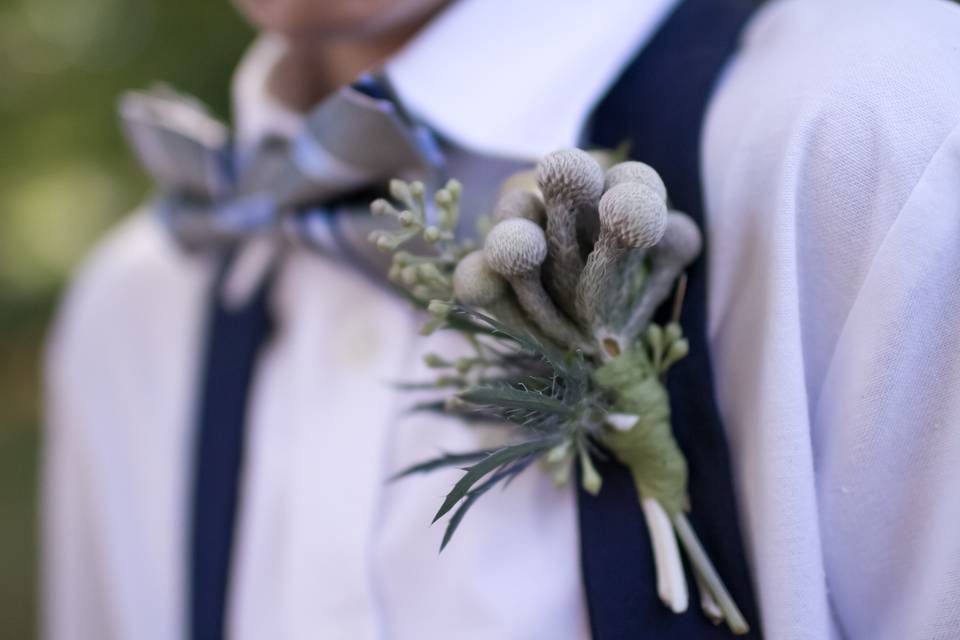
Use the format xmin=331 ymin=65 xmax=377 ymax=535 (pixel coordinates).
xmin=369 ymin=149 xmax=749 ymax=635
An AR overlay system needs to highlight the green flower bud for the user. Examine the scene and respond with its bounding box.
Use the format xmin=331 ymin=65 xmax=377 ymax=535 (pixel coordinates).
xmin=418 ymin=262 xmax=443 ymax=280
xmin=423 ymin=226 xmax=442 ymax=242
xmin=423 ymin=353 xmax=449 ymax=368
xmin=444 ymin=396 xmax=466 ymax=412
xmin=398 ymin=210 xmax=416 ymax=226
xmin=579 ymin=447 xmax=603 ymax=496
xmin=551 ymin=461 xmax=572 ymax=487
xmin=546 ymin=441 xmax=571 ymax=464
xmin=412 ymin=285 xmax=433 ymax=300
xmin=419 ymin=316 xmax=444 ymax=336
xmin=401 ymin=266 xmax=419 ymax=287
xmin=446 ymin=178 xmax=462 ymax=199
xmin=661 ymin=338 xmax=690 ymax=371
xmin=389 ymin=179 xmax=411 ymax=203
xmin=427 ymin=300 xmax=453 ymax=318
xmin=645 ymin=323 xmax=665 ymax=354
xmin=370 ymin=198 xmax=394 ymax=216
xmin=664 ymin=321 xmax=683 ymax=344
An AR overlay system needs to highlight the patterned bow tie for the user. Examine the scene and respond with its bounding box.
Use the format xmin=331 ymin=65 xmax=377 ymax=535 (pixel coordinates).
xmin=119 ymin=75 xmax=447 ymax=263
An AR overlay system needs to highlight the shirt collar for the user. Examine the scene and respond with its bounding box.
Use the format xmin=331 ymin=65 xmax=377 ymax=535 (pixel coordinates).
xmin=233 ymin=0 xmax=679 ymax=160
xmin=231 ymin=34 xmax=303 ymax=152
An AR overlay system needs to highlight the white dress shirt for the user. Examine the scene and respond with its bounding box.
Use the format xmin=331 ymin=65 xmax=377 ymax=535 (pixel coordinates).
xmin=44 ymin=1 xmax=960 ymax=639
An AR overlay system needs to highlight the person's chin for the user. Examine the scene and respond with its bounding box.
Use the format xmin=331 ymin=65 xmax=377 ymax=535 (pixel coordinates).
xmin=232 ymin=0 xmax=396 ymax=38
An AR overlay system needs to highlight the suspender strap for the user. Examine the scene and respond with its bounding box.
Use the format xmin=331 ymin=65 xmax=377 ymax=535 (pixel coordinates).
xmin=580 ymin=0 xmax=761 ymax=637
xmin=189 ymin=255 xmax=275 ymax=640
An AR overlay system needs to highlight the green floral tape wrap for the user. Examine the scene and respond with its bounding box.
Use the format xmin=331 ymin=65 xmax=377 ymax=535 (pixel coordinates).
xmin=593 ymin=346 xmax=688 ymax=515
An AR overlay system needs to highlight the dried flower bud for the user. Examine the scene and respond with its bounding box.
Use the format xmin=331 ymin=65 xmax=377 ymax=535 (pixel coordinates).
xmin=536 ymin=149 xmax=605 ymax=318
xmin=483 ymin=218 xmax=548 ymax=278
xmin=484 ymin=218 xmax=590 ymax=352
xmin=452 ymin=251 xmax=507 ymax=307
xmin=493 ymin=189 xmax=546 ymax=226
xmin=604 ymin=161 xmax=667 ymax=201
xmin=598 ymin=182 xmax=668 ymax=249
xmin=651 ymin=211 xmax=702 ymax=268
xmin=619 ymin=211 xmax=703 ymax=343
xmin=575 ymin=182 xmax=668 ymax=331
xmin=537 ymin=149 xmax=605 ymax=210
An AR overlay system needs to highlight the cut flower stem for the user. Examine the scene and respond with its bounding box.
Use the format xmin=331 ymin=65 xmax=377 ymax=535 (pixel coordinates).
xmin=672 ymin=511 xmax=750 ymax=635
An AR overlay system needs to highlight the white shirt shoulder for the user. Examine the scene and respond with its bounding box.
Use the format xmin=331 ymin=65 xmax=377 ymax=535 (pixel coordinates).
xmin=47 ymin=209 xmax=214 ymax=421
xmin=703 ymin=1 xmax=960 ymax=639
xmin=44 ymin=211 xmax=213 ymax=640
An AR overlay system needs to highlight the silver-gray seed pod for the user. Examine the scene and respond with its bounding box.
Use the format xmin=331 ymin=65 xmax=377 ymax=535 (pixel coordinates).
xmin=537 ymin=149 xmax=606 ymax=210
xmin=536 ymin=149 xmax=605 ymax=319
xmin=598 ymin=182 xmax=668 ymax=248
xmin=493 ymin=189 xmax=546 ymax=226
xmin=483 ymin=218 xmax=548 ymax=277
xmin=452 ymin=251 xmax=507 ymax=306
xmin=604 ymin=161 xmax=668 ymax=202
xmin=484 ymin=218 xmax=590 ymax=352
xmin=621 ymin=210 xmax=702 ymax=342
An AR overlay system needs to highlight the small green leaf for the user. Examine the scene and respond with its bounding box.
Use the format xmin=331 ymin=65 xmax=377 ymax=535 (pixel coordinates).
xmin=439 ymin=454 xmax=537 ymax=551
xmin=440 ymin=486 xmax=486 ymax=551
xmin=458 ymin=386 xmax=573 ymax=417
xmin=432 ymin=438 xmax=558 ymax=523
xmin=389 ymin=450 xmax=496 ymax=481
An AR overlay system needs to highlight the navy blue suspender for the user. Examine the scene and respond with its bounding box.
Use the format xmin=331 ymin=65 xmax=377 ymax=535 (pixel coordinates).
xmin=580 ymin=0 xmax=761 ymax=637
xmin=189 ymin=256 xmax=274 ymax=640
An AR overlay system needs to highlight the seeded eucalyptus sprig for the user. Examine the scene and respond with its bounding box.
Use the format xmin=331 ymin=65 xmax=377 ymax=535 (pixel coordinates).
xmin=370 ymin=151 xmax=749 ymax=635
xmin=369 ymin=178 xmax=480 ymax=305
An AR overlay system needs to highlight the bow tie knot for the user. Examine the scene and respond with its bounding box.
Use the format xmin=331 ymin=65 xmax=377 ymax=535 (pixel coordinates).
xmin=119 ymin=78 xmax=445 ymax=252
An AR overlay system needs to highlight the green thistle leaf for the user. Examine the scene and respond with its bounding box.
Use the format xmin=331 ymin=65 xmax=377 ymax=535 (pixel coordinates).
xmin=439 ymin=454 xmax=537 ymax=551
xmin=458 ymin=386 xmax=573 ymax=417
xmin=389 ymin=450 xmax=496 ymax=481
xmin=432 ymin=438 xmax=559 ymax=524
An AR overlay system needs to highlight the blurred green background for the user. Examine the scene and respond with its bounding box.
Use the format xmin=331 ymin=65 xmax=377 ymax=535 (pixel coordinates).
xmin=0 ymin=0 xmax=252 ymax=635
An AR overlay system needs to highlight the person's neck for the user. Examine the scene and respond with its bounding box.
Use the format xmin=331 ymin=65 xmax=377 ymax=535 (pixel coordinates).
xmin=268 ymin=15 xmax=436 ymax=112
